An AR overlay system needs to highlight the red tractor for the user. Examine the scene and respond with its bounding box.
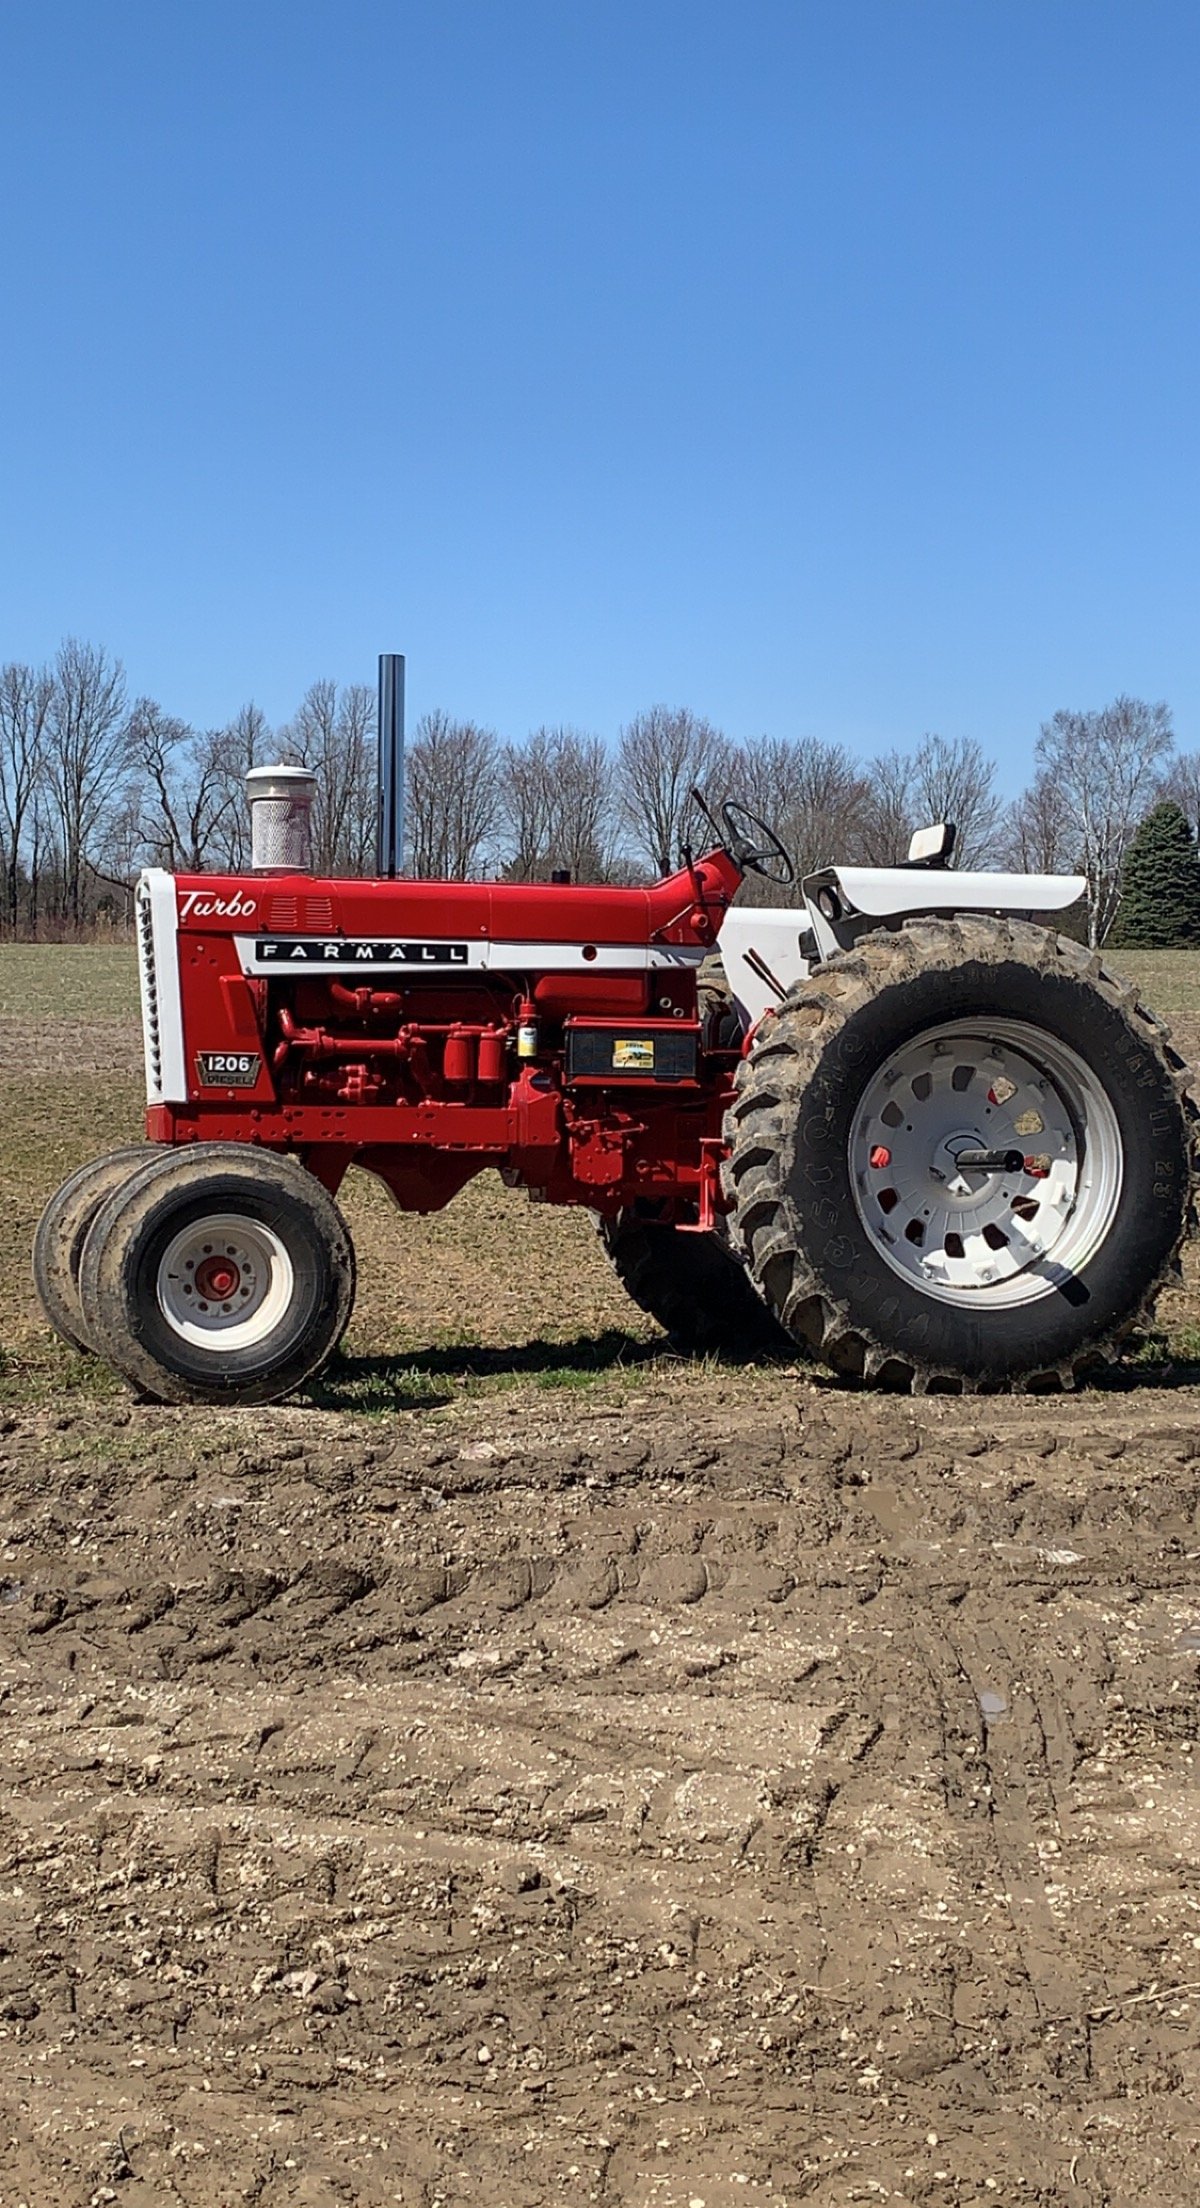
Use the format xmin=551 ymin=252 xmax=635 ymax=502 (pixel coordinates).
xmin=32 ymin=763 xmax=1196 ymax=1404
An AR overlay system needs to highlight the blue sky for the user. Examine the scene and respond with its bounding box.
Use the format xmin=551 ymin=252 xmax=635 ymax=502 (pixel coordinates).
xmin=1 ymin=1 xmax=1197 ymax=790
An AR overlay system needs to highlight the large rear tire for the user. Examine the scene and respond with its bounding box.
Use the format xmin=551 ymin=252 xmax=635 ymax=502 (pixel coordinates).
xmin=32 ymin=1147 xmax=152 ymax=1355
xmin=724 ymin=918 xmax=1196 ymax=1390
xmin=77 ymin=1145 xmax=355 ymax=1406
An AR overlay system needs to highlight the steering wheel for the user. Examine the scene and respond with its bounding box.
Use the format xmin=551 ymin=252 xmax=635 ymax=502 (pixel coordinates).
xmin=720 ymin=800 xmax=796 ymax=886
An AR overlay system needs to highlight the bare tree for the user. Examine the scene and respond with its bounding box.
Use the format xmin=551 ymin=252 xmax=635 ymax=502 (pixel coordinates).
xmin=857 ymin=734 xmax=1000 ymax=868
xmin=405 ymin=711 xmax=501 ymax=878
xmin=1161 ymin=750 xmax=1200 ymax=843
xmin=43 ymin=639 xmax=128 ymax=925
xmin=909 ymin=735 xmax=1001 ymax=868
xmin=0 ymin=659 xmax=52 ymax=931
xmin=501 ymin=726 xmax=614 ymax=881
xmin=999 ymin=771 xmax=1077 ymax=876
xmin=280 ymin=680 xmax=337 ymax=871
xmin=25 ymin=787 xmax=48 ymax=934
xmin=88 ymin=784 xmax=145 ymax=926
xmin=334 ymin=683 xmax=378 ymax=873
xmin=617 ymin=706 xmax=731 ymax=876
xmin=730 ymin=734 xmax=871 ymax=902
xmin=859 ymin=747 xmax=918 ymax=864
xmin=501 ymin=731 xmax=557 ymax=880
xmin=279 ymin=680 xmax=377 ymax=873
xmin=127 ymin=698 xmax=227 ymax=871
xmin=550 ymin=729 xmax=614 ymax=881
xmin=205 ymin=703 xmax=272 ymax=871
xmin=1035 ymin=696 xmax=1175 ymax=945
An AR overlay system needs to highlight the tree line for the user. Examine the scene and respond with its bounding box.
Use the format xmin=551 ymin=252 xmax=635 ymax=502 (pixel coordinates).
xmin=1 ymin=637 xmax=1195 ymax=946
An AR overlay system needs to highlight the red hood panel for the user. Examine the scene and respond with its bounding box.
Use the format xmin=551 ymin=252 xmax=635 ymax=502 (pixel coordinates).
xmin=170 ymin=850 xmax=741 ymax=948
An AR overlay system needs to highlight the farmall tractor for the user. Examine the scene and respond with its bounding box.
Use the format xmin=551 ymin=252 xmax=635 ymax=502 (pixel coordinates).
xmin=31 ymin=736 xmax=1197 ymax=1405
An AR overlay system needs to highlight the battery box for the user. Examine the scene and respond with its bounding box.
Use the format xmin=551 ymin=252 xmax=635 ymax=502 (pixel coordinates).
xmin=564 ymin=1018 xmax=700 ymax=1084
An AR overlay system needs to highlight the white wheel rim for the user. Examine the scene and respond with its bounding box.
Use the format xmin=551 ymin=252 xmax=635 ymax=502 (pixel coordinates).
xmin=156 ymin=1212 xmax=296 ymax=1350
xmin=848 ymin=1018 xmax=1123 ymax=1309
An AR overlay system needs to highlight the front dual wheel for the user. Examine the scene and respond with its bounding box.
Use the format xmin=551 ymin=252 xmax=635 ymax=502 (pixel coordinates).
xmin=31 ymin=1146 xmax=154 ymax=1355
xmin=724 ymin=917 xmax=1196 ymax=1389
xmin=73 ymin=1146 xmax=355 ymax=1406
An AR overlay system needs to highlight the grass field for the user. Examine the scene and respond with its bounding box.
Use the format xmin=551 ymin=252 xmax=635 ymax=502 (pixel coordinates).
xmin=0 ymin=940 xmax=139 ymax=1019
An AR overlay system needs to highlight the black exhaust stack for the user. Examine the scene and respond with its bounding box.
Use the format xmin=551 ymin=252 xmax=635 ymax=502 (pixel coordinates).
xmin=377 ymin=652 xmax=406 ymax=878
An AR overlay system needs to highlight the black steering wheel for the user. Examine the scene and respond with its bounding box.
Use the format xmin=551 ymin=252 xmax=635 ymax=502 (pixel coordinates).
xmin=720 ymin=800 xmax=796 ymax=886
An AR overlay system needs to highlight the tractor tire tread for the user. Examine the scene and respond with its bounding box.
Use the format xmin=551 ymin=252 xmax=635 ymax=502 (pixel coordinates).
xmin=598 ymin=1207 xmax=791 ymax=1358
xmin=723 ymin=915 xmax=1199 ymax=1393
xmin=32 ymin=1146 xmax=154 ymax=1356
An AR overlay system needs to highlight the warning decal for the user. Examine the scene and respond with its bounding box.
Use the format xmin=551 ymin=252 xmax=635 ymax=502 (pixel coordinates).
xmin=612 ymin=1038 xmax=655 ymax=1071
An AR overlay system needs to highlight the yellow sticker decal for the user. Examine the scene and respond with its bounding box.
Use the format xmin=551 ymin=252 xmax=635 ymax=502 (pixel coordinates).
xmin=613 ymin=1038 xmax=655 ymax=1071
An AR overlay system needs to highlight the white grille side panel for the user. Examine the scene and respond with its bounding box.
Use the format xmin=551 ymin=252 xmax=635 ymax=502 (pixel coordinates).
xmin=136 ymin=869 xmax=187 ymax=1103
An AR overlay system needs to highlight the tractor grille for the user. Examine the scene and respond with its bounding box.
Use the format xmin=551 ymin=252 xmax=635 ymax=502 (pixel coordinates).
xmin=136 ymin=879 xmax=162 ymax=1099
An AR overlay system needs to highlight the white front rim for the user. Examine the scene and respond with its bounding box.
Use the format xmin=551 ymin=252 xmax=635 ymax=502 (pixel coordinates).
xmin=848 ymin=1018 xmax=1123 ymax=1309
xmin=156 ymin=1212 xmax=296 ymax=1350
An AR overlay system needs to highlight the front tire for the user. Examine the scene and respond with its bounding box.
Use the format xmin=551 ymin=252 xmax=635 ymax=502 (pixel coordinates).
xmin=724 ymin=918 xmax=1196 ymax=1389
xmin=32 ymin=1147 xmax=152 ymax=1355
xmin=77 ymin=1146 xmax=356 ymax=1405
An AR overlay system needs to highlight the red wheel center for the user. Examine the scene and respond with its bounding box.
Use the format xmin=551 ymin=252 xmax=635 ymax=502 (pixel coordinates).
xmin=195 ymin=1257 xmax=240 ymax=1300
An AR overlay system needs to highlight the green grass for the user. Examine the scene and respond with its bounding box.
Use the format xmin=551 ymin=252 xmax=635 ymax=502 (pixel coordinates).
xmin=0 ymin=942 xmax=138 ymax=1020
xmin=1099 ymin=947 xmax=1200 ymax=1021
xmin=306 ymin=1335 xmax=685 ymax=1415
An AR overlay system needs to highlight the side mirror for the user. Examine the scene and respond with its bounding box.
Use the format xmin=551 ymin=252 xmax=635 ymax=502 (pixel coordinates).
xmin=905 ymin=821 xmax=957 ymax=868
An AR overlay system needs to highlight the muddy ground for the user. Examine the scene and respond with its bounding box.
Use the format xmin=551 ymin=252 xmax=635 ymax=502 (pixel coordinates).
xmin=5 ymin=1385 xmax=1200 ymax=2208
xmin=4 ymin=951 xmax=1200 ymax=2205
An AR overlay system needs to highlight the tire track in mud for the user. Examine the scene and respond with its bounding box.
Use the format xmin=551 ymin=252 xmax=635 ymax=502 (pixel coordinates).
xmin=2 ymin=1386 xmax=1200 ymax=2201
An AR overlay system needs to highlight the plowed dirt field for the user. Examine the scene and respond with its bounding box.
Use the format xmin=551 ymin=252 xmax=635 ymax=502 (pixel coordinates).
xmin=4 ymin=947 xmax=1200 ymax=2207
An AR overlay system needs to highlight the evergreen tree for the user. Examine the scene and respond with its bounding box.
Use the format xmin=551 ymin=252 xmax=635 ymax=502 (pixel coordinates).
xmin=1110 ymin=799 xmax=1200 ymax=947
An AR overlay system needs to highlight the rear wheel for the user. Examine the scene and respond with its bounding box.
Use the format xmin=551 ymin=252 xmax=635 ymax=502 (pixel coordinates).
xmin=598 ymin=1204 xmax=790 ymax=1357
xmin=598 ymin=962 xmax=790 ymax=1360
xmin=724 ymin=918 xmax=1196 ymax=1389
xmin=78 ymin=1145 xmax=355 ymax=1405
xmin=32 ymin=1146 xmax=151 ymax=1354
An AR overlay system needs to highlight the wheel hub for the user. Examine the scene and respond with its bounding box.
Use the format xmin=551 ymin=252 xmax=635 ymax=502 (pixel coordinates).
xmin=156 ymin=1213 xmax=295 ymax=1347
xmin=937 ymin=1130 xmax=1001 ymax=1201
xmin=193 ymin=1253 xmax=243 ymax=1303
xmin=849 ymin=1019 xmax=1123 ymax=1309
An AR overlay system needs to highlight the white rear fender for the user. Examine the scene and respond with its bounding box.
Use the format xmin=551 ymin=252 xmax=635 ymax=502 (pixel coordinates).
xmin=824 ymin=865 xmax=1085 ymax=923
xmin=718 ymin=868 xmax=1085 ymax=1028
